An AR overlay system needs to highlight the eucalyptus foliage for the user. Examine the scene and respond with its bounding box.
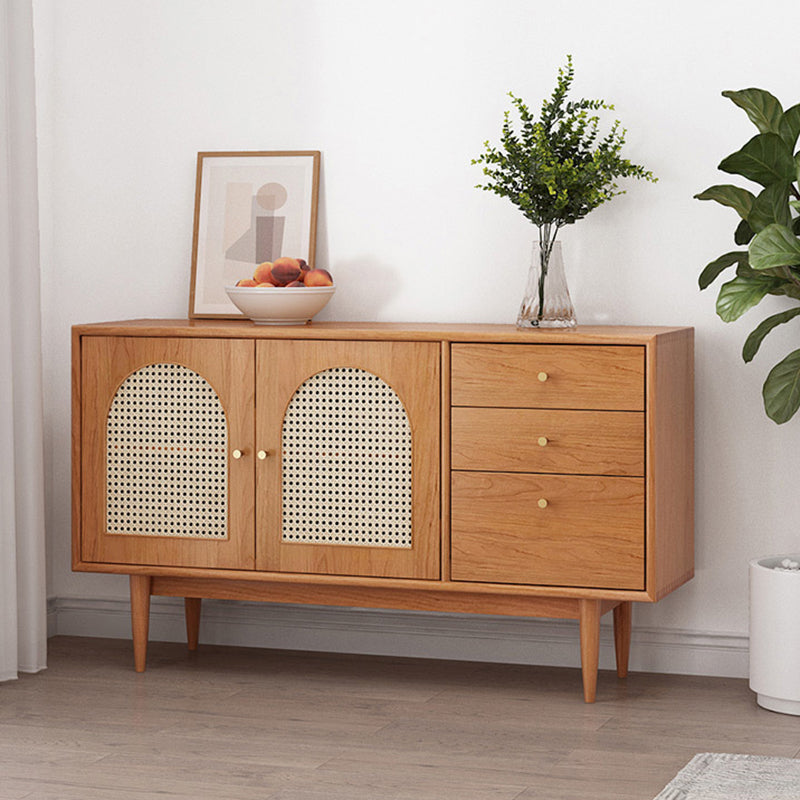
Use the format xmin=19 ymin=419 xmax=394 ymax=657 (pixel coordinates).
xmin=472 ymin=55 xmax=656 ymax=260
xmin=696 ymin=88 xmax=800 ymax=423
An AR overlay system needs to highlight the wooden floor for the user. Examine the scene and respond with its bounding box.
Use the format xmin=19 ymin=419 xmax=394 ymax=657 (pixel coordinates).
xmin=1 ymin=636 xmax=799 ymax=800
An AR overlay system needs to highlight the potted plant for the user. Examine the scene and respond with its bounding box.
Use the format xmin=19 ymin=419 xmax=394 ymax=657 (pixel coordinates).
xmin=472 ymin=55 xmax=656 ymax=327
xmin=696 ymin=86 xmax=800 ymax=714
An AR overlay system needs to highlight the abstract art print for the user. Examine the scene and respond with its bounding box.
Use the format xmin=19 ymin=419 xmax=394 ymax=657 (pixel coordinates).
xmin=189 ymin=151 xmax=320 ymax=318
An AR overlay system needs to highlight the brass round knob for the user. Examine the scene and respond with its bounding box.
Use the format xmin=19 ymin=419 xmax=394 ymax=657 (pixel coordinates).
xmin=257 ymin=450 xmax=268 ymax=460
xmin=232 ymin=449 xmax=243 ymax=460
xmin=537 ymin=371 xmax=548 ymax=382
xmin=537 ymin=436 xmax=548 ymax=447
xmin=538 ymin=498 xmax=549 ymax=509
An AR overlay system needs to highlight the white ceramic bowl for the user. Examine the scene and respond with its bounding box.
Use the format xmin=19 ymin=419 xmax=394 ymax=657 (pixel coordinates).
xmin=225 ymin=284 xmax=335 ymax=325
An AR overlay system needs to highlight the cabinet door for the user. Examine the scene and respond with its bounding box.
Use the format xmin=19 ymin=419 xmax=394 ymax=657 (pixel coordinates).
xmin=81 ymin=337 xmax=255 ymax=569
xmin=256 ymin=340 xmax=440 ymax=579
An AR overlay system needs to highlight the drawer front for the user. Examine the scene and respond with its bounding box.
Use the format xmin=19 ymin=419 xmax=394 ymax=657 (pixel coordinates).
xmin=451 ymin=407 xmax=644 ymax=476
xmin=451 ymin=471 xmax=645 ymax=589
xmin=451 ymin=344 xmax=645 ymax=410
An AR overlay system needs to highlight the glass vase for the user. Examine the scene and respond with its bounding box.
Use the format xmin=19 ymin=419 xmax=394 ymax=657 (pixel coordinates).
xmin=516 ymin=240 xmax=576 ymax=328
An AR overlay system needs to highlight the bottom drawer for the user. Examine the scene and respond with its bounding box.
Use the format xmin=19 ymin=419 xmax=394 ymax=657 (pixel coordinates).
xmin=451 ymin=472 xmax=645 ymax=589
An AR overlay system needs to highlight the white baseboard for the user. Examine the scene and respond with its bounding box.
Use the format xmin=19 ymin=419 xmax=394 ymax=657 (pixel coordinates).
xmin=47 ymin=595 xmax=749 ymax=679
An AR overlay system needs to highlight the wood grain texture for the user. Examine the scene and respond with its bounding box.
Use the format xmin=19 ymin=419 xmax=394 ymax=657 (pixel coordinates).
xmin=451 ymin=472 xmax=645 ymax=589
xmin=451 ymin=344 xmax=645 ymax=410
xmin=129 ymin=575 xmax=151 ymax=672
xmin=73 ymin=319 xmax=687 ymax=344
xmin=151 ymin=576 xmax=583 ymax=619
xmin=75 ymin=559 xmax=655 ymax=601
xmin=7 ymin=637 xmax=791 ymax=800
xmin=80 ymin=336 xmax=256 ymax=570
xmin=451 ymin=407 xmax=644 ymax=476
xmin=613 ymin=601 xmax=632 ymax=678
xmin=579 ymin=599 xmax=601 ymax=703
xmin=185 ymin=597 xmax=202 ymax=650
xmin=71 ymin=322 xmax=694 ymax=703
xmin=646 ymin=329 xmax=695 ymax=601
xmin=71 ymin=327 xmax=83 ymax=570
xmin=440 ymin=341 xmax=452 ymax=580
xmin=255 ymin=339 xmax=440 ymax=579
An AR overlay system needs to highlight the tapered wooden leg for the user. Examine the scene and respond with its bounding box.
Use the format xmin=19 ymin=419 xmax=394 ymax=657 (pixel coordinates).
xmin=130 ymin=575 xmax=152 ymax=673
xmin=613 ymin=601 xmax=632 ymax=678
xmin=579 ymin=598 xmax=601 ymax=703
xmin=185 ymin=597 xmax=202 ymax=651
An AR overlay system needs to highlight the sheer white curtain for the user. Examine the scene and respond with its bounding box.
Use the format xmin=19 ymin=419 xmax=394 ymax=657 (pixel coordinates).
xmin=0 ymin=0 xmax=47 ymax=681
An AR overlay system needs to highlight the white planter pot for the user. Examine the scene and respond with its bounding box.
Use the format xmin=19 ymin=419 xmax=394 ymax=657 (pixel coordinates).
xmin=749 ymin=555 xmax=800 ymax=715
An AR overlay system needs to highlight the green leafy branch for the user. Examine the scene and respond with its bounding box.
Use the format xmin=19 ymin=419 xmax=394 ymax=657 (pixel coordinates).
xmin=472 ymin=55 xmax=656 ymax=258
xmin=696 ymin=88 xmax=800 ymax=423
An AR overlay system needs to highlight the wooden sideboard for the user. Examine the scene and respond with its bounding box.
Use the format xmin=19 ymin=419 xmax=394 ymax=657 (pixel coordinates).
xmin=72 ymin=320 xmax=694 ymax=702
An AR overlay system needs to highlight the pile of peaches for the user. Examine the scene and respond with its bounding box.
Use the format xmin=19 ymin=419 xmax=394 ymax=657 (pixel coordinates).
xmin=235 ymin=257 xmax=333 ymax=288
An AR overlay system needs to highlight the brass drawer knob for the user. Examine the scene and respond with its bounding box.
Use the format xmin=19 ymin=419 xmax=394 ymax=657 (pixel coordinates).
xmin=537 ymin=371 xmax=549 ymax=382
xmin=257 ymin=450 xmax=268 ymax=460
xmin=538 ymin=498 xmax=549 ymax=509
xmin=537 ymin=436 xmax=548 ymax=447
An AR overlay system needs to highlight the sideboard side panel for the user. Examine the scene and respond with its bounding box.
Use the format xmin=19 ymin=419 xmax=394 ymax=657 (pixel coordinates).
xmin=648 ymin=329 xmax=695 ymax=600
xmin=71 ymin=328 xmax=83 ymax=570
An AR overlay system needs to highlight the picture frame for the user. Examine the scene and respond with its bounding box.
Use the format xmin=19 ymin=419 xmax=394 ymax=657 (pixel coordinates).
xmin=189 ymin=150 xmax=321 ymax=318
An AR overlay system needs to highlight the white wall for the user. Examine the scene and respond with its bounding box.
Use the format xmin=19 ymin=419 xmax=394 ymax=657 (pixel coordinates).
xmin=33 ymin=0 xmax=800 ymax=676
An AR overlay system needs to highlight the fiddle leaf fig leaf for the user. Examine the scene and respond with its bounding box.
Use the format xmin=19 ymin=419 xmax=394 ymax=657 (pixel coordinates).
xmin=737 ymin=260 xmax=800 ymax=288
xmin=748 ymin=182 xmax=792 ymax=232
xmin=742 ymin=308 xmax=800 ymax=362
xmin=698 ymin=87 xmax=800 ymax=424
xmin=763 ymin=348 xmax=800 ymax=423
xmin=715 ymin=274 xmax=780 ymax=321
xmin=719 ymin=133 xmax=795 ymax=187
xmin=734 ymin=262 xmax=761 ymax=279
xmin=780 ymin=103 xmax=800 ymax=149
xmin=723 ymin=88 xmax=784 ymax=134
xmin=694 ymin=185 xmax=755 ymax=220
xmin=735 ymin=218 xmax=754 ymax=245
xmin=749 ymin=223 xmax=800 ymax=270
xmin=699 ymin=251 xmax=749 ymax=289
xmin=769 ymin=273 xmax=800 ymax=300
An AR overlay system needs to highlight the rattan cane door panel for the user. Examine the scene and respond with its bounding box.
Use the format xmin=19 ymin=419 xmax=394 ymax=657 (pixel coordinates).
xmin=256 ymin=340 xmax=440 ymax=578
xmin=81 ymin=336 xmax=255 ymax=569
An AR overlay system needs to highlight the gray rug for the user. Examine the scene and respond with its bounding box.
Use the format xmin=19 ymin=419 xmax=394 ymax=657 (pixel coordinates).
xmin=654 ymin=753 xmax=800 ymax=799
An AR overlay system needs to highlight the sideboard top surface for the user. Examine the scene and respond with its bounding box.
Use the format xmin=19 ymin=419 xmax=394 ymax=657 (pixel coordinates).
xmin=73 ymin=319 xmax=693 ymax=345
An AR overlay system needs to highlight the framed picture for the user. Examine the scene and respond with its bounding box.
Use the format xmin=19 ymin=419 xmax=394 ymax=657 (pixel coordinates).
xmin=189 ymin=150 xmax=321 ymax=318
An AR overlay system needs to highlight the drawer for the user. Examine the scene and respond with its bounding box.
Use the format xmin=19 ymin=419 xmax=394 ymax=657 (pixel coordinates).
xmin=451 ymin=471 xmax=645 ymax=589
xmin=451 ymin=408 xmax=644 ymax=476
xmin=451 ymin=344 xmax=645 ymax=410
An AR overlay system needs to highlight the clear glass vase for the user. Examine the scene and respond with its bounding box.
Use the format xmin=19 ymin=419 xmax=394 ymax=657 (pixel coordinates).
xmin=516 ymin=240 xmax=576 ymax=328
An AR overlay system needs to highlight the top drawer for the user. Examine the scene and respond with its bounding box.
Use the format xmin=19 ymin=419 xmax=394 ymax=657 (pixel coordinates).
xmin=451 ymin=344 xmax=645 ymax=410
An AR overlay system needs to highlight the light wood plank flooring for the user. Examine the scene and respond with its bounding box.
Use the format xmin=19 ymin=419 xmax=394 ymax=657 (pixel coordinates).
xmin=1 ymin=636 xmax=799 ymax=799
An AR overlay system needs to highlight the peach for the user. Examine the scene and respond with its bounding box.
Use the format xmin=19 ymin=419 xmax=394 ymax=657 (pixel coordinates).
xmin=273 ymin=256 xmax=301 ymax=269
xmin=271 ymin=257 xmax=302 ymax=285
xmin=253 ymin=261 xmax=276 ymax=285
xmin=256 ymin=282 xmax=276 ymax=287
xmin=285 ymin=280 xmax=305 ymax=287
xmin=235 ymin=278 xmax=258 ymax=287
xmin=303 ymin=268 xmax=333 ymax=287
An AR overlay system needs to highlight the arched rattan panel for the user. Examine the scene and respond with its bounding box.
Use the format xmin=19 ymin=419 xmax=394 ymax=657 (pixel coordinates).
xmin=106 ymin=362 xmax=228 ymax=538
xmin=281 ymin=367 xmax=412 ymax=548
